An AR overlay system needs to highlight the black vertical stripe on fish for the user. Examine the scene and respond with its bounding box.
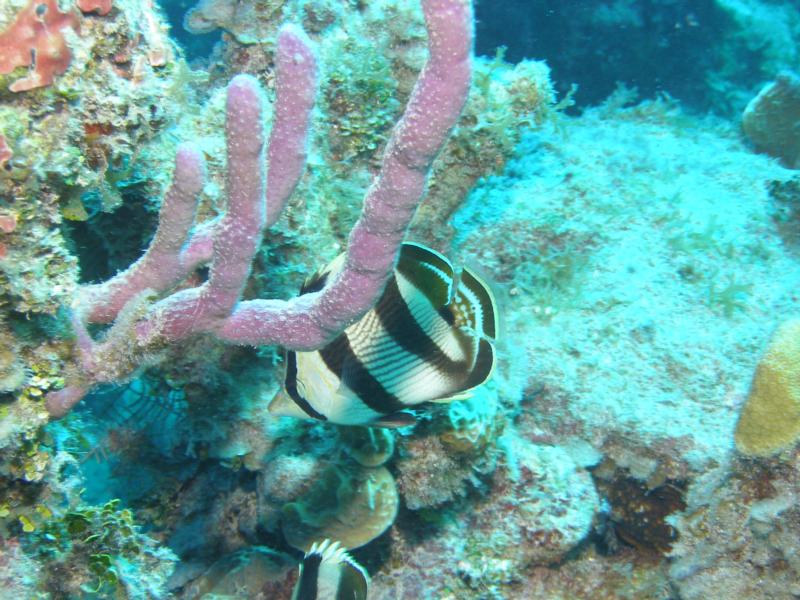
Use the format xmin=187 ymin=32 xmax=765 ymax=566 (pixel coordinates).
xmin=319 ymin=334 xmax=406 ymax=414
xmin=373 ymin=276 xmax=466 ymax=376
xmin=437 ymin=305 xmax=456 ymax=326
xmin=460 ymin=267 xmax=497 ymax=340
xmin=462 ymin=338 xmax=495 ymax=390
xmin=294 ymin=552 xmax=322 ymax=600
xmin=285 ymin=351 xmax=327 ymax=421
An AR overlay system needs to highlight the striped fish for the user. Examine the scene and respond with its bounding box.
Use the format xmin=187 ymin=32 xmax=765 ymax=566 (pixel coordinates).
xmin=269 ymin=242 xmax=497 ymax=427
xmin=291 ymin=539 xmax=369 ymax=600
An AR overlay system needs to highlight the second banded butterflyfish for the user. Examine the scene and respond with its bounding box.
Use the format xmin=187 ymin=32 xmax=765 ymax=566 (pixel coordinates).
xmin=269 ymin=242 xmax=498 ymax=427
xmin=291 ymin=539 xmax=369 ymax=600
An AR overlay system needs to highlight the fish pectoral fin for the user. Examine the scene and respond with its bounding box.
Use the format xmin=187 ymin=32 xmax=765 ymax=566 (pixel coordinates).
xmin=268 ymin=389 xmax=313 ymax=420
xmin=368 ymin=411 xmax=417 ymax=428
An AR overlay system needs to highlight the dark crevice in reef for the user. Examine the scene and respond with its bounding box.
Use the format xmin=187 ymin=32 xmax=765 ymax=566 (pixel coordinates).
xmin=62 ymin=187 xmax=158 ymax=285
xmin=592 ymin=469 xmax=688 ymax=559
xmin=156 ymin=0 xmax=222 ymax=63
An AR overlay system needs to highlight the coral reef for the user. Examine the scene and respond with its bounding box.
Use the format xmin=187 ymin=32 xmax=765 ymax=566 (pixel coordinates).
xmin=395 ymin=386 xmax=503 ymax=510
xmin=453 ymin=92 xmax=798 ymax=477
xmin=187 ymin=0 xmax=553 ymax=257
xmin=184 ymin=0 xmax=288 ymax=44
xmin=46 ymin=0 xmax=474 ymax=417
xmin=368 ymin=432 xmax=601 ymax=598
xmin=2 ymin=0 xmax=800 ymax=597
xmin=0 ymin=0 xmax=183 ymax=314
xmin=23 ymin=499 xmax=177 ymax=598
xmin=0 ymin=0 xmax=193 ymax=478
xmin=467 ymin=438 xmax=600 ymax=568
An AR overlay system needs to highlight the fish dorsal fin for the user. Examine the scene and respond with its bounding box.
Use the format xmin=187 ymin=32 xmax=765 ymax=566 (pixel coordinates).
xmin=451 ymin=265 xmax=498 ymax=341
xmin=300 ymin=269 xmax=328 ymax=296
xmin=300 ymin=252 xmax=346 ymax=296
xmin=396 ymin=242 xmax=454 ymax=308
xmin=292 ymin=539 xmax=369 ymax=600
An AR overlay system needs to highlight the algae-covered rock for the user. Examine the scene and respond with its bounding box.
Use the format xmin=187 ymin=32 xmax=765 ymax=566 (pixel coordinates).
xmin=0 ymin=321 xmax=25 ymax=393
xmin=182 ymin=546 xmax=295 ymax=599
xmin=23 ymin=499 xmax=178 ymax=598
xmin=281 ymin=465 xmax=398 ymax=551
xmin=395 ymin=388 xmax=502 ymax=510
xmin=183 ymin=0 xmax=289 ymax=43
xmin=735 ymin=318 xmax=800 ymax=456
xmin=468 ymin=437 xmax=600 ymax=567
xmin=670 ymin=453 xmax=800 ymax=600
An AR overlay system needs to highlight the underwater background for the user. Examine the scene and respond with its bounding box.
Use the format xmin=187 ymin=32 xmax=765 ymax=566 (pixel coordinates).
xmin=1 ymin=0 xmax=800 ymax=598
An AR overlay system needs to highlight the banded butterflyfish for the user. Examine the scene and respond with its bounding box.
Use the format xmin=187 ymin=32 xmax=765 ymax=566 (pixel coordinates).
xmin=291 ymin=539 xmax=369 ymax=600
xmin=269 ymin=242 xmax=498 ymax=428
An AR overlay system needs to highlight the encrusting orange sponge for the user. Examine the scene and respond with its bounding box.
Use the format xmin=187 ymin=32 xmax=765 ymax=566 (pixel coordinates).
xmin=735 ymin=319 xmax=800 ymax=457
xmin=0 ymin=0 xmax=79 ymax=93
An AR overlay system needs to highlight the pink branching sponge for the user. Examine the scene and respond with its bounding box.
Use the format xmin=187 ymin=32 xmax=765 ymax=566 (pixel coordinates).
xmin=47 ymin=0 xmax=474 ymax=418
xmin=0 ymin=0 xmax=79 ymax=93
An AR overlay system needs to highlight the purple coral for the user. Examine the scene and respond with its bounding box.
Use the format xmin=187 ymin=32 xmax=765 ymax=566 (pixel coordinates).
xmin=47 ymin=0 xmax=474 ymax=417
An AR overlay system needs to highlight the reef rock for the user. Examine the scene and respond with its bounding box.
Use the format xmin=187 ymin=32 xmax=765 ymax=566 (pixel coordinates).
xmin=670 ymin=451 xmax=800 ymax=599
xmin=469 ymin=437 xmax=600 ymax=567
xmin=743 ymin=71 xmax=800 ymax=169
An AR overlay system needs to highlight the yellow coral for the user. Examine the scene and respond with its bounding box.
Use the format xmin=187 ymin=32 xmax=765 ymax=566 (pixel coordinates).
xmin=735 ymin=319 xmax=800 ymax=456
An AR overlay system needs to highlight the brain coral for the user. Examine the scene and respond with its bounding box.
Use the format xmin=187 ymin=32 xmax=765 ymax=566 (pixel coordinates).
xmin=742 ymin=72 xmax=800 ymax=169
xmin=735 ymin=318 xmax=800 ymax=456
